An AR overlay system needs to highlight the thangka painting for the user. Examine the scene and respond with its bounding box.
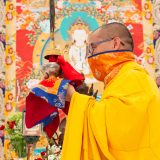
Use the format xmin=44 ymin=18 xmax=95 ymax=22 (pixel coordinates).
xmin=16 ymin=0 xmax=50 ymax=112
xmin=14 ymin=0 xmax=154 ymax=112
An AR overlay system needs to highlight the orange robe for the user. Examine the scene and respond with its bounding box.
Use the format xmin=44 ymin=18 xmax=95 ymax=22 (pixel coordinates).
xmin=61 ymin=62 xmax=160 ymax=160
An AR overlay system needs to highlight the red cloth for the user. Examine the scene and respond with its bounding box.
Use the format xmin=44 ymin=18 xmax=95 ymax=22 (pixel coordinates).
xmin=57 ymin=56 xmax=84 ymax=82
xmin=46 ymin=55 xmax=84 ymax=85
xmin=43 ymin=115 xmax=60 ymax=138
xmin=25 ymin=92 xmax=58 ymax=128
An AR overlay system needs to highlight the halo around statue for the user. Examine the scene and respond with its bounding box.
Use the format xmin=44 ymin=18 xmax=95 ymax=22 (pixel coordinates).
xmin=60 ymin=11 xmax=99 ymax=41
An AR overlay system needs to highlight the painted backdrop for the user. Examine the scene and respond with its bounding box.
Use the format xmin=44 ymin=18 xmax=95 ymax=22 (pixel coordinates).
xmin=1 ymin=0 xmax=157 ymax=159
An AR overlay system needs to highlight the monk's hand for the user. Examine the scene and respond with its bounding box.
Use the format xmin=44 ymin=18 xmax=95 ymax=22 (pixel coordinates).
xmin=76 ymin=83 xmax=98 ymax=98
xmin=65 ymin=84 xmax=76 ymax=102
xmin=75 ymin=82 xmax=89 ymax=94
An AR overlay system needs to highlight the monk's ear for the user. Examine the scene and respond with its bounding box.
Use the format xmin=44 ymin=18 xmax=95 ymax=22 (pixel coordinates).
xmin=113 ymin=37 xmax=121 ymax=50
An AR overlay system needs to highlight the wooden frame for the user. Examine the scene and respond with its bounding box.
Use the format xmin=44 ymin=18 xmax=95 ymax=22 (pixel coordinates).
xmin=22 ymin=111 xmax=42 ymax=136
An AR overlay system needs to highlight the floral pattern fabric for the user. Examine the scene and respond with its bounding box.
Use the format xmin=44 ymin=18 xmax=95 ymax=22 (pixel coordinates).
xmin=32 ymin=78 xmax=69 ymax=108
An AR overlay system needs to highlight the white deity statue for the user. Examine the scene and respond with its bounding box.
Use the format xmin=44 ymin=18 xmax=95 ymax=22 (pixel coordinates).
xmin=69 ymin=29 xmax=90 ymax=75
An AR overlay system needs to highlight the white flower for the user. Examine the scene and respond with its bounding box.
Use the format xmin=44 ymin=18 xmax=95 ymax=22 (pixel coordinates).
xmin=48 ymin=155 xmax=56 ymax=160
xmin=94 ymin=1 xmax=102 ymax=9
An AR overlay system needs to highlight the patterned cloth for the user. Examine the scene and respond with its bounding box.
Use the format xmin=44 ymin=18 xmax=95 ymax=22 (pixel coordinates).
xmin=26 ymin=77 xmax=70 ymax=138
xmin=32 ymin=78 xmax=69 ymax=108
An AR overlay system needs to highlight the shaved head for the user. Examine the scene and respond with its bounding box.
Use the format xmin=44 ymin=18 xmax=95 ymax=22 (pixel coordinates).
xmin=90 ymin=22 xmax=134 ymax=51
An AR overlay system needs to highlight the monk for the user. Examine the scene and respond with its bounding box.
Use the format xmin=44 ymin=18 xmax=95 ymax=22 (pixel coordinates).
xmin=61 ymin=22 xmax=160 ymax=160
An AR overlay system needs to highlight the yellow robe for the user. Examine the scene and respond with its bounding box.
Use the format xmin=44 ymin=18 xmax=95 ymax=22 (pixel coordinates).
xmin=61 ymin=62 xmax=160 ymax=160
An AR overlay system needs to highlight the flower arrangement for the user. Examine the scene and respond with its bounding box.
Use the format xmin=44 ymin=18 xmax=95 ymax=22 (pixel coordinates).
xmin=34 ymin=131 xmax=63 ymax=160
xmin=41 ymin=144 xmax=61 ymax=160
xmin=34 ymin=144 xmax=61 ymax=160
xmin=5 ymin=112 xmax=27 ymax=158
